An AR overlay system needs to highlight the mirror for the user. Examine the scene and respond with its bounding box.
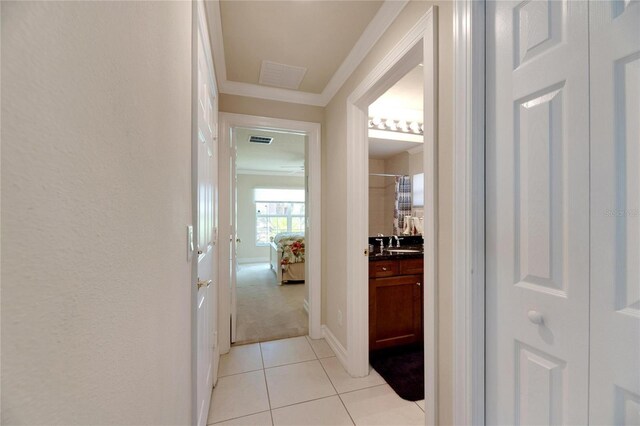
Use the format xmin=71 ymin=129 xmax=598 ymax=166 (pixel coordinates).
xmin=368 ymin=152 xmax=424 ymax=237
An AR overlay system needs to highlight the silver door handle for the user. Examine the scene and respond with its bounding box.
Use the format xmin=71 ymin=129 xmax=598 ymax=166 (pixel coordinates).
xmin=527 ymin=310 xmax=543 ymax=325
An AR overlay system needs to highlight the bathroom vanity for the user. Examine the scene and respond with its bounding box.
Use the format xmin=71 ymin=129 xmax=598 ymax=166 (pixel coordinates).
xmin=368 ymin=236 xmax=424 ymax=351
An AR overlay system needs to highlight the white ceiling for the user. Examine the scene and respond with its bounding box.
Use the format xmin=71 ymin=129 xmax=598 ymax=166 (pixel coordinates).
xmin=205 ymin=0 xmax=409 ymax=106
xmin=369 ymin=65 xmax=423 ymax=123
xmin=368 ymin=64 xmax=424 ymax=159
xmin=369 ymin=137 xmax=421 ymax=160
xmin=218 ymin=1 xmax=383 ymax=94
xmin=234 ymin=127 xmax=306 ymax=175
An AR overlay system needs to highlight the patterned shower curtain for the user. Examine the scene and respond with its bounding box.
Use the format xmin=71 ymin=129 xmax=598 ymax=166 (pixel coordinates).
xmin=393 ymin=175 xmax=412 ymax=235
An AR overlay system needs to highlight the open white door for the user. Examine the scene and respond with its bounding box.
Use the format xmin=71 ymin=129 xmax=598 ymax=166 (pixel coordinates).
xmin=589 ymin=2 xmax=640 ymax=424
xmin=230 ymin=134 xmax=238 ymax=343
xmin=485 ymin=1 xmax=590 ymax=424
xmin=195 ymin=5 xmax=218 ymax=425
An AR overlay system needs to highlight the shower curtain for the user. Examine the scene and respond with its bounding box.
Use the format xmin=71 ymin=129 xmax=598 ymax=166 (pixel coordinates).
xmin=393 ymin=175 xmax=412 ymax=235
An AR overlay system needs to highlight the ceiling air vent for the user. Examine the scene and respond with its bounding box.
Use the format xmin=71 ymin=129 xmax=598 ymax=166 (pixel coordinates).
xmin=259 ymin=60 xmax=307 ymax=90
xmin=249 ymin=135 xmax=273 ymax=145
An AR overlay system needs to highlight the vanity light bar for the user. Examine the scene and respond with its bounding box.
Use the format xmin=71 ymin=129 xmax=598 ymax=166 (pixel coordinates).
xmin=368 ymin=117 xmax=424 ymax=135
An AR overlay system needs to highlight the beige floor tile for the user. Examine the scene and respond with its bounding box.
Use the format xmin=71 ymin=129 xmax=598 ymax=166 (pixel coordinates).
xmin=320 ymin=357 xmax=386 ymax=394
xmin=264 ymin=360 xmax=336 ymax=408
xmin=212 ymin=411 xmax=273 ymax=426
xmin=208 ymin=371 xmax=270 ymax=424
xmin=306 ymin=336 xmax=336 ymax=359
xmin=260 ymin=336 xmax=316 ymax=368
xmin=415 ymin=399 xmax=425 ymax=411
xmin=271 ymin=396 xmax=353 ymax=426
xmin=339 ymin=384 xmax=424 ymax=426
xmin=218 ymin=343 xmax=263 ymax=377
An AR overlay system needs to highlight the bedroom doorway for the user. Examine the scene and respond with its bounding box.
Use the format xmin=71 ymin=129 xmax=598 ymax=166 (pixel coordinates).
xmin=233 ymin=127 xmax=307 ymax=344
xmin=218 ymin=113 xmax=322 ymax=352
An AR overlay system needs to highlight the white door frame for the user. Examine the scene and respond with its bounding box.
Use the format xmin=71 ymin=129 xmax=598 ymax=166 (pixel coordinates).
xmin=218 ymin=112 xmax=322 ymax=354
xmin=192 ymin=0 xmax=218 ymax=424
xmin=345 ymin=7 xmax=438 ymax=425
xmin=452 ymin=0 xmax=485 ymax=425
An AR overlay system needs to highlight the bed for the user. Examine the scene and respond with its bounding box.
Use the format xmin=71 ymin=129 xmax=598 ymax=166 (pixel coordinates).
xmin=270 ymin=232 xmax=305 ymax=284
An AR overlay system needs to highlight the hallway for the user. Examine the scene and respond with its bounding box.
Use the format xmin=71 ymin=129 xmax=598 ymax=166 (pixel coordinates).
xmin=208 ymin=336 xmax=425 ymax=425
xmin=235 ymin=264 xmax=307 ymax=344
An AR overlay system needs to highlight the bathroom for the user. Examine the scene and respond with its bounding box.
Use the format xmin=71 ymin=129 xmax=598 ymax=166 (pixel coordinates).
xmin=367 ymin=63 xmax=426 ymax=403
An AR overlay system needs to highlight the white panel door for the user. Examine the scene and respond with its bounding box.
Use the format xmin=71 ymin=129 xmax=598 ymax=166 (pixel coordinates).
xmin=196 ymin=26 xmax=218 ymax=426
xmin=486 ymin=1 xmax=590 ymax=424
xmin=589 ymin=1 xmax=640 ymax=424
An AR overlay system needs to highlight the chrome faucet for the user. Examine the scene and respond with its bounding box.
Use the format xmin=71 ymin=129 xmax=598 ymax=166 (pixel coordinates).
xmin=392 ymin=235 xmax=404 ymax=247
xmin=375 ymin=238 xmax=385 ymax=250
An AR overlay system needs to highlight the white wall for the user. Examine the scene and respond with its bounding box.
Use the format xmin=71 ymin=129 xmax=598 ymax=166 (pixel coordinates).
xmin=1 ymin=2 xmax=193 ymax=424
xmin=236 ymin=174 xmax=305 ymax=262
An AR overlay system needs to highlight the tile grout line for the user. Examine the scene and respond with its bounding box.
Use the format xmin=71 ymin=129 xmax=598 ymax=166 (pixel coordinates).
xmin=258 ymin=343 xmax=275 ymax=426
xmin=317 ymin=356 xmax=356 ymax=425
xmin=217 ymin=367 xmax=263 ymax=379
xmin=210 ymin=410 xmax=271 ymax=426
xmin=338 ymin=382 xmax=389 ymax=396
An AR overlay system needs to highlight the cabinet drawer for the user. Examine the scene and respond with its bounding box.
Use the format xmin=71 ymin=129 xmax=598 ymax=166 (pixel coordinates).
xmin=400 ymin=258 xmax=423 ymax=275
xmin=369 ymin=260 xmax=399 ymax=278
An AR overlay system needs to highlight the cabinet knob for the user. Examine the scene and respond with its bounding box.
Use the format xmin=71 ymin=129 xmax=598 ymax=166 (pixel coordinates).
xmin=417 ymin=282 xmax=421 ymax=286
xmin=382 ymin=267 xmax=387 ymax=271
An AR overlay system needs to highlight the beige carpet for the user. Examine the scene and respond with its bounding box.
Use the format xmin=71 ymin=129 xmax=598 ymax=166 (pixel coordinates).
xmin=234 ymin=263 xmax=308 ymax=345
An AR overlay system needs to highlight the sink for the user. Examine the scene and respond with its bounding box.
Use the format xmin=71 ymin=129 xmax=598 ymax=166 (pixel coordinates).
xmin=385 ymin=248 xmax=422 ymax=254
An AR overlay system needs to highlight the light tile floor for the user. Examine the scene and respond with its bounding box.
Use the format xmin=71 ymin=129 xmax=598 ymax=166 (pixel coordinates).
xmin=208 ymin=336 xmax=425 ymax=425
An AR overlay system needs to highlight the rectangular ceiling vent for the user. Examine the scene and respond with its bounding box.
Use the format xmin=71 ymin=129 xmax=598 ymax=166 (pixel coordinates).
xmin=259 ymin=60 xmax=307 ymax=90
xmin=249 ymin=135 xmax=273 ymax=145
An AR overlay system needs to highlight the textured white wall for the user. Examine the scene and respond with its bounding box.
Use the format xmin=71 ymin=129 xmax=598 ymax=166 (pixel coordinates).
xmin=1 ymin=2 xmax=193 ymax=424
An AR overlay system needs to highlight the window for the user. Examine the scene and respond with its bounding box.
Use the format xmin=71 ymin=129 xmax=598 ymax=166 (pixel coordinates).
xmin=412 ymin=173 xmax=424 ymax=207
xmin=255 ymin=188 xmax=305 ymax=245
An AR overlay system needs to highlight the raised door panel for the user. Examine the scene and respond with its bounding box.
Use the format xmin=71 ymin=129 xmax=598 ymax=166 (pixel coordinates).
xmin=369 ymin=274 xmax=422 ymax=350
xmin=486 ymin=1 xmax=590 ymax=424
xmin=589 ymin=1 xmax=640 ymax=423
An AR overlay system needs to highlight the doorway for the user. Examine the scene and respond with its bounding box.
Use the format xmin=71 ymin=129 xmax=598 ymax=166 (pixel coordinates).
xmin=218 ymin=113 xmax=322 ymax=355
xmin=233 ymin=127 xmax=308 ymax=344
xmin=367 ymin=63 xmax=426 ymax=402
xmin=344 ymin=6 xmax=438 ymax=423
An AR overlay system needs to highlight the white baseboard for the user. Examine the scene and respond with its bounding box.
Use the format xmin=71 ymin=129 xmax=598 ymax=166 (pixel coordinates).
xmin=322 ymin=325 xmax=348 ymax=369
xmin=237 ymin=257 xmax=269 ymax=264
xmin=303 ymin=299 xmax=309 ymax=314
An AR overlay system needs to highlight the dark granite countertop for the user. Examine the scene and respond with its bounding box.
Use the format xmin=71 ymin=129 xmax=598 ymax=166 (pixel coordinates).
xmin=368 ymin=235 xmax=424 ymax=261
xmin=368 ymin=245 xmax=424 ymax=261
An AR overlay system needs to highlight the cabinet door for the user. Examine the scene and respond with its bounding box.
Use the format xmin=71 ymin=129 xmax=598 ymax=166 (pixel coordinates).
xmin=369 ymin=274 xmax=423 ymax=350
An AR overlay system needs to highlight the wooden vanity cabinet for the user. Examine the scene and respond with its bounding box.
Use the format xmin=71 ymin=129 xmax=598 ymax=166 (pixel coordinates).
xmin=369 ymin=258 xmax=423 ymax=351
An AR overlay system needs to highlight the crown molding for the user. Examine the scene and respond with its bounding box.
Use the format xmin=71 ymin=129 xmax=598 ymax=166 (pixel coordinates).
xmin=206 ymin=0 xmax=409 ymax=107
xmin=220 ymin=80 xmax=326 ymax=107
